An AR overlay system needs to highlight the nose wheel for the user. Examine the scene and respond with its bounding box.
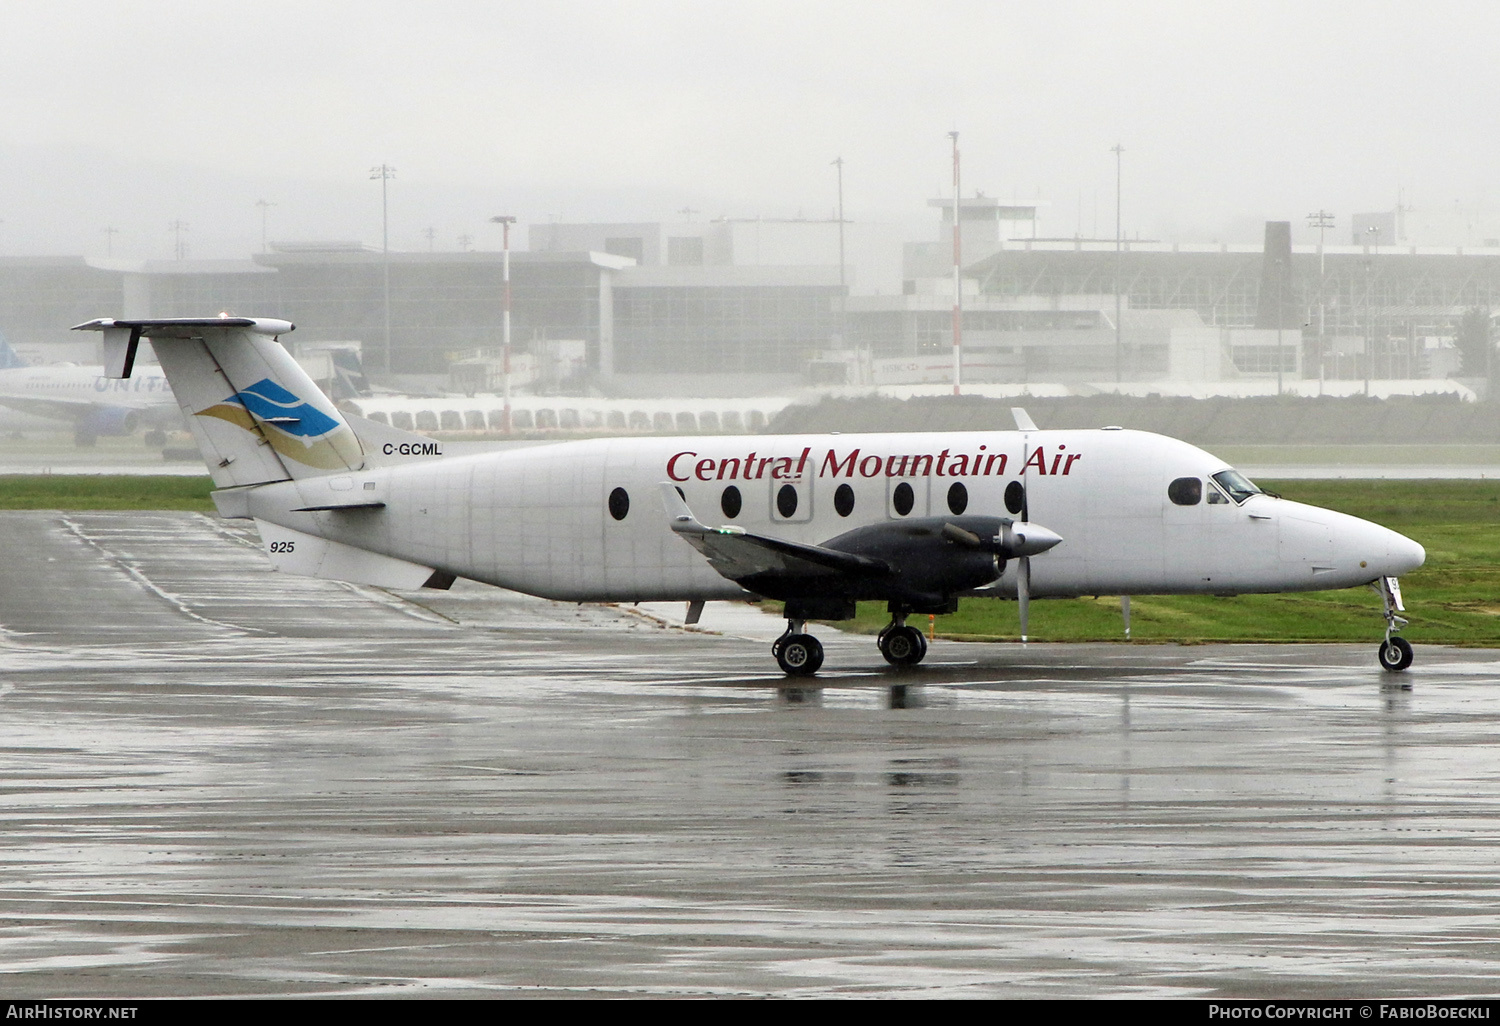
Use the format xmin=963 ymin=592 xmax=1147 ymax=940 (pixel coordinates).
xmin=1373 ymin=576 xmax=1414 ymax=672
xmin=774 ymin=619 xmax=823 ymax=676
xmin=1379 ymin=636 xmax=1414 ymax=672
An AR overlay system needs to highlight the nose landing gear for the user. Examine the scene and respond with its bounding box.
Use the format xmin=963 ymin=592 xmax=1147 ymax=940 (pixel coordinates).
xmin=1373 ymin=576 xmax=1414 ymax=671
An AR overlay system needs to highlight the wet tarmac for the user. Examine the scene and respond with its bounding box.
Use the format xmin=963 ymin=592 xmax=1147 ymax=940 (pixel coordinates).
xmin=2 ymin=510 xmax=1500 ymax=998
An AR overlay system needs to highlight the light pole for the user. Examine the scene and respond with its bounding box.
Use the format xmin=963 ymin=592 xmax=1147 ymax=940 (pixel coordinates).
xmin=1274 ymin=256 xmax=1285 ymax=395
xmin=168 ymin=220 xmax=189 ymax=260
xmin=101 ymin=225 xmax=119 ymax=257
xmin=1307 ymin=210 xmax=1335 ymax=393
xmin=949 ymin=131 xmax=961 ymax=396
xmin=490 ymin=215 xmax=516 ymax=435
xmin=370 ymin=164 xmax=396 ymax=374
xmin=831 ymin=156 xmax=846 ymax=346
xmin=1112 ymin=143 xmax=1124 ymax=386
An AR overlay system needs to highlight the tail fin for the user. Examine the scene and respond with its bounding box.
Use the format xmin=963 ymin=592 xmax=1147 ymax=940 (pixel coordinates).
xmin=0 ymin=331 xmax=26 ymax=369
xmin=72 ymin=317 xmax=364 ymax=488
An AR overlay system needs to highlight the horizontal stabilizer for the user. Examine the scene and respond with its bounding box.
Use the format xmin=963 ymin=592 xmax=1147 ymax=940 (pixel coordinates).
xmin=254 ymin=519 xmax=452 ymax=590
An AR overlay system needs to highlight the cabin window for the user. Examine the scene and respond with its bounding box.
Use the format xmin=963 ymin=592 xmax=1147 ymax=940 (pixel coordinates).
xmin=1211 ymin=469 xmax=1262 ymax=504
xmin=415 ymin=410 xmax=439 ymax=431
xmin=511 ymin=409 xmax=533 ymax=429
xmin=607 ymin=410 xmax=627 ymax=430
xmin=834 ymin=483 xmax=855 ymax=517
xmin=628 ymin=410 xmax=651 ymax=430
xmin=947 ymin=482 xmax=968 ymax=515
xmin=721 ymin=485 xmax=742 ymax=519
xmin=699 ymin=411 xmax=720 ymax=432
xmin=464 ymin=411 xmax=485 ymax=431
xmin=776 ymin=484 xmax=799 ymax=518
xmin=1004 ymin=481 xmax=1025 ymax=515
xmin=608 ymin=487 xmax=629 ymax=521
xmin=439 ymin=410 xmax=463 ymax=431
xmin=535 ymin=409 xmax=557 ymax=429
xmin=391 ymin=411 xmax=414 ymax=431
xmin=368 ymin=411 xmax=389 ymax=426
xmin=675 ymin=412 xmax=697 ymax=432
xmin=1168 ymin=477 xmax=1202 ymax=506
xmin=892 ymin=482 xmax=914 ymax=516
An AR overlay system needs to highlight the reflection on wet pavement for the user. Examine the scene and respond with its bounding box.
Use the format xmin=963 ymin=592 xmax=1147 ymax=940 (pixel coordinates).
xmin=1 ymin=511 xmax=1499 ymax=997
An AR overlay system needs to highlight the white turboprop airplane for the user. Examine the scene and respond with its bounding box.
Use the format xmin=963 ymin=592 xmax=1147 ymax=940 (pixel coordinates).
xmin=73 ymin=316 xmax=1428 ymax=676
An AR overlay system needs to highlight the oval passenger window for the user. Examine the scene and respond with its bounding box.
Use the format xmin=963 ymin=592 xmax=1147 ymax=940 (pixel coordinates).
xmin=834 ymin=483 xmax=855 ymax=517
xmin=721 ymin=485 xmax=742 ymax=519
xmin=776 ymin=484 xmax=799 ymax=518
xmin=947 ymin=482 xmax=968 ymax=515
xmin=892 ymin=482 xmax=914 ymax=516
xmin=1168 ymin=477 xmax=1202 ymax=506
xmin=608 ymin=487 xmax=630 ymax=520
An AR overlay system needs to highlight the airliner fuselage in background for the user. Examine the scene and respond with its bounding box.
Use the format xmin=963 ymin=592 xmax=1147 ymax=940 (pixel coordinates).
xmin=74 ymin=317 xmax=1427 ymax=676
xmin=0 ymin=363 xmax=178 ymax=444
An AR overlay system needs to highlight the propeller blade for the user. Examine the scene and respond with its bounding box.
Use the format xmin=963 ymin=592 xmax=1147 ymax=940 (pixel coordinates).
xmin=1018 ymin=555 xmax=1030 ymax=643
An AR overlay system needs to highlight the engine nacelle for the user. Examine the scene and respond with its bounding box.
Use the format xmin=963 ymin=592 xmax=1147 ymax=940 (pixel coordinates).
xmin=81 ymin=406 xmax=141 ymax=437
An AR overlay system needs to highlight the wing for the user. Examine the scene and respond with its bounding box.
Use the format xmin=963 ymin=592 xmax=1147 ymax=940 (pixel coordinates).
xmin=659 ymin=484 xmax=888 ymax=583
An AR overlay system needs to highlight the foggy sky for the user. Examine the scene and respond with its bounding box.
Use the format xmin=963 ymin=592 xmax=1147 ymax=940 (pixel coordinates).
xmin=2 ymin=0 xmax=1495 ymax=261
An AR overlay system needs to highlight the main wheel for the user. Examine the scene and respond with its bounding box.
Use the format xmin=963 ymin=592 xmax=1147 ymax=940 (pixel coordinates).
xmin=1378 ymin=636 xmax=1414 ymax=672
xmin=776 ymin=633 xmax=823 ymax=676
xmin=879 ymin=625 xmax=926 ymax=667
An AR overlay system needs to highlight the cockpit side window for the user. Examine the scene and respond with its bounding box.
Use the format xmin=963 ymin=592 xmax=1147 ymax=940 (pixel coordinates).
xmin=1168 ymin=477 xmax=1202 ymax=506
xmin=1211 ymin=469 xmax=1262 ymax=504
xmin=1206 ymin=481 xmax=1229 ymax=504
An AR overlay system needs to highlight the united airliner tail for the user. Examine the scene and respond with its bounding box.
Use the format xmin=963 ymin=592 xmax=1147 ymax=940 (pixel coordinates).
xmin=0 ymin=332 xmax=26 ymax=370
xmin=71 ymin=317 xmax=364 ymax=488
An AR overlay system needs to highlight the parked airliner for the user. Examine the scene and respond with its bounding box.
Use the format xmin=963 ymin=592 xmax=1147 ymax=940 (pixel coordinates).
xmin=73 ymin=316 xmax=1426 ymax=675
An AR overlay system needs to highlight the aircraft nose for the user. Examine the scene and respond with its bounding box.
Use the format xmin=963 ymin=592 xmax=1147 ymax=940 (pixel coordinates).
xmin=1388 ymin=530 xmax=1425 ymax=576
xmin=1008 ymin=522 xmax=1063 ymax=557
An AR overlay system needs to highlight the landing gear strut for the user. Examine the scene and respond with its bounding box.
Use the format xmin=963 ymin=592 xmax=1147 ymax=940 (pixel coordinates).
xmin=878 ymin=610 xmax=927 ymax=668
xmin=1374 ymin=576 xmax=1414 ymax=672
xmin=774 ymin=619 xmax=823 ymax=676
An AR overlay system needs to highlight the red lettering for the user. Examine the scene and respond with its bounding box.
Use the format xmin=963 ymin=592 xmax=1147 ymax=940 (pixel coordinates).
xmin=822 ymin=448 xmax=858 ymax=477
xmin=909 ymin=454 xmax=933 ymax=476
xmin=1063 ymin=453 xmax=1082 ymax=474
xmin=695 ymin=458 xmax=716 ymax=481
xmin=717 ymin=457 xmax=742 ymax=480
xmin=1050 ymin=454 xmax=1063 ymax=474
xmin=770 ymin=457 xmax=794 ymax=479
xmin=667 ymin=451 xmax=697 ymax=481
xmin=948 ymin=454 xmax=969 ymax=476
xmin=984 ymin=453 xmax=1007 ymax=475
xmin=754 ymin=457 xmax=773 ymax=479
xmin=794 ymin=447 xmax=810 ymax=478
xmin=935 ymin=449 xmax=951 ymax=476
xmin=1023 ymin=448 xmax=1048 ymax=475
xmin=858 ymin=454 xmax=882 ymax=478
xmin=886 ymin=455 xmax=909 ymax=477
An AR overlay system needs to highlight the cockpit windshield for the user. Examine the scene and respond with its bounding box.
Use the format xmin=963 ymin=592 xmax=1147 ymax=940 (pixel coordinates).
xmin=1211 ymin=469 xmax=1262 ymax=504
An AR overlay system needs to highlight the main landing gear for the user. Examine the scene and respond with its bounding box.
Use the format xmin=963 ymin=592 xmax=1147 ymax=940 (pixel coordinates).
xmin=774 ymin=619 xmax=824 ymax=677
xmin=877 ymin=612 xmax=927 ymax=668
xmin=1374 ymin=576 xmax=1414 ymax=672
xmin=771 ymin=611 xmax=933 ymax=676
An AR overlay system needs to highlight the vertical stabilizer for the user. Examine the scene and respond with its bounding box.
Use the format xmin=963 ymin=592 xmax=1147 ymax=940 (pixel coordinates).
xmin=72 ymin=317 xmax=364 ymax=487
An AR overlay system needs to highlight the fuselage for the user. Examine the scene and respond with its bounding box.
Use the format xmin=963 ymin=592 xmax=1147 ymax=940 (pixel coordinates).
xmin=242 ymin=427 xmax=1426 ymax=605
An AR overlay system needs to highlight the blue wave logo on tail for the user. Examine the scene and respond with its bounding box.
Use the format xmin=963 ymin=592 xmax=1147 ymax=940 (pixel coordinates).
xmin=195 ymin=377 xmax=362 ymax=470
xmin=227 ymin=378 xmax=341 ymax=437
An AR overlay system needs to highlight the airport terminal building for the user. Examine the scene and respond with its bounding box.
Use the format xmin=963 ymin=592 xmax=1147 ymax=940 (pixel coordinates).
xmin=2 ymin=204 xmax=1496 ymax=392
